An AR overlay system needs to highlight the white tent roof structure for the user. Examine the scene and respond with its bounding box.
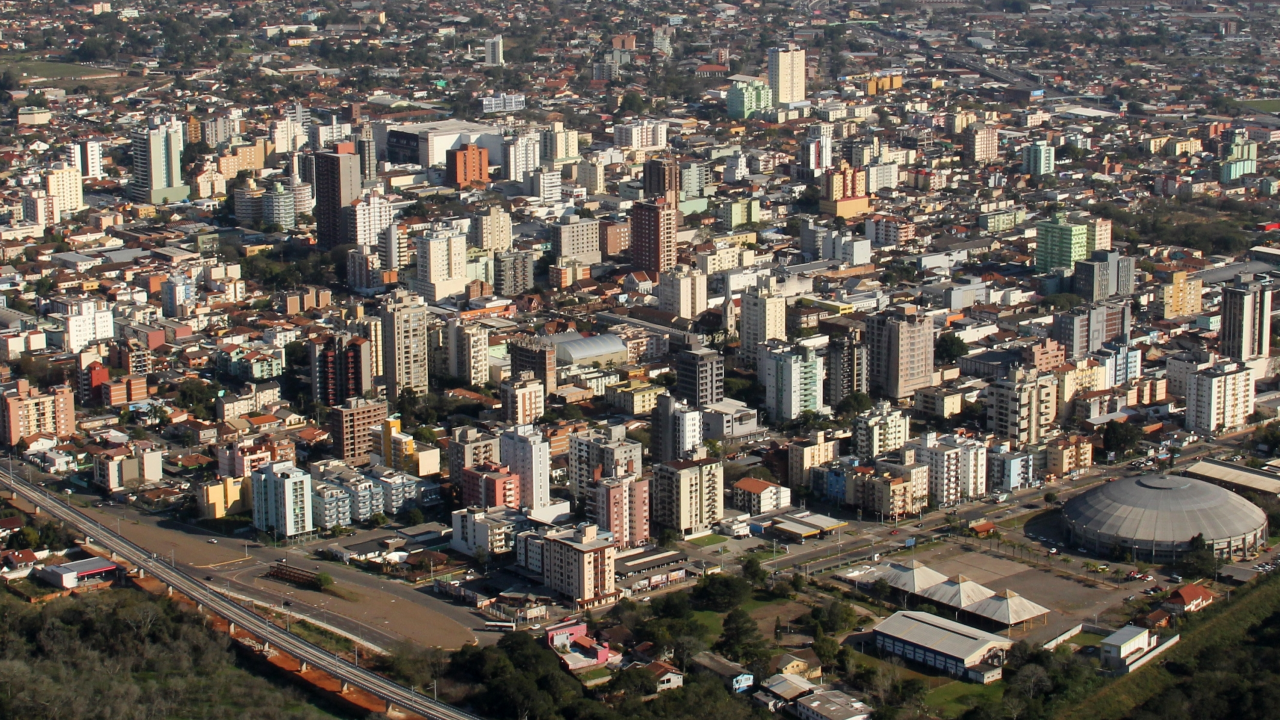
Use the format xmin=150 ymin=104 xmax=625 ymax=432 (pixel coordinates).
xmin=962 ymin=589 xmax=1051 ymax=626
xmin=870 ymin=560 xmax=948 ymax=593
xmin=918 ymin=575 xmax=996 ymax=609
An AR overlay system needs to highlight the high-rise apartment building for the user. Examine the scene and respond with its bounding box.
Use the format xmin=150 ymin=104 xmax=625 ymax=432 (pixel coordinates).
xmin=1186 ymin=361 xmax=1255 ymax=434
xmin=728 ymin=79 xmax=773 ymax=119
xmin=541 ymin=122 xmax=580 ymax=168
xmin=552 ymin=215 xmax=603 ymax=265
xmin=652 ymin=393 xmax=702 ymax=464
xmin=767 ymin=43 xmax=806 ymax=106
xmin=643 ymin=156 xmax=680 ymax=203
xmin=510 ymin=335 xmax=558 ymax=393
xmin=449 ymin=426 xmax=500 ymax=482
xmin=852 ymin=402 xmax=910 ymax=459
xmin=328 ymin=397 xmax=387 ymax=465
xmin=502 ymin=133 xmax=541 ymax=183
xmin=347 ymin=190 xmax=396 ymax=247
xmin=1022 ymin=140 xmax=1055 ymax=175
xmin=77 ymin=139 xmax=104 ymax=180
xmin=652 ymin=458 xmax=724 ymax=538
xmin=445 ymin=143 xmax=490 ymax=189
xmin=446 ymin=319 xmax=490 ymax=387
xmin=905 ymin=433 xmax=988 ymax=507
xmin=568 ymin=425 xmax=642 ymax=498
xmin=1036 ymin=213 xmax=1090 ymax=272
xmin=825 ymin=332 xmax=868 ymax=409
xmin=500 ymin=371 xmax=545 ymax=425
xmin=45 ymin=162 xmax=83 ymax=218
xmin=309 ymin=333 xmax=373 ymax=407
xmin=0 ymin=380 xmax=74 ymax=446
xmin=461 ymin=462 xmax=520 ymax=510
xmin=674 ymin=345 xmax=724 ymax=407
xmin=1221 ymin=273 xmax=1273 ymax=362
xmin=739 ymin=283 xmax=786 ymax=369
xmin=657 ymin=265 xmax=707 ymax=319
xmin=314 ymin=151 xmax=361 ymax=248
xmin=630 ymin=198 xmax=678 ymax=273
xmin=484 ymin=35 xmax=504 ymax=66
xmin=130 ymin=116 xmax=189 ymax=204
xmin=251 ymin=462 xmax=314 ymax=539
xmin=495 ymin=250 xmax=536 ymax=297
xmin=1159 ymin=271 xmax=1204 ymax=319
xmin=417 ymin=227 xmax=469 ymax=301
xmin=469 ymin=205 xmax=512 ymax=253
xmin=587 ymin=475 xmax=649 ymax=548
xmin=759 ymin=340 xmax=829 ymax=422
xmin=543 ymin=525 xmax=618 ymax=608
xmin=500 ymin=425 xmax=551 ymax=511
xmin=379 ymin=290 xmax=431 ymax=402
xmin=1073 ymin=250 xmax=1135 ymax=303
xmin=866 ymin=305 xmax=935 ymax=400
xmin=1051 ymin=301 xmax=1131 ymax=359
xmin=961 ymin=122 xmax=998 ymax=165
xmin=986 ymin=368 xmax=1059 ymax=446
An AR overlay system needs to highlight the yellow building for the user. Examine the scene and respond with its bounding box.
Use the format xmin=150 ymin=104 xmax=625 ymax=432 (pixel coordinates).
xmin=1047 ymin=435 xmax=1094 ymax=477
xmin=788 ymin=430 xmax=837 ymax=486
xmin=604 ymin=379 xmax=663 ymax=416
xmin=372 ymin=418 xmax=417 ymax=472
xmin=197 ymin=476 xmax=249 ymax=519
xmin=1159 ymin=271 xmax=1204 ymax=319
xmin=1053 ymin=360 xmax=1105 ymax=421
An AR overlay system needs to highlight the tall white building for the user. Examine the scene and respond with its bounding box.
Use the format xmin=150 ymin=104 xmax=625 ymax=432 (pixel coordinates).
xmin=76 ymin=139 xmax=104 ymax=180
xmin=417 ymin=226 xmax=469 ymax=301
xmin=130 ymin=116 xmax=189 ymax=204
xmin=652 ymin=393 xmax=702 ymax=463
xmin=529 ymin=167 xmax=561 ymax=205
xmin=759 ymin=340 xmax=830 ymax=422
xmin=613 ymin=121 xmax=668 ymax=151
xmin=1023 ymin=140 xmax=1055 ymax=176
xmin=379 ymin=290 xmax=432 ymax=402
xmin=500 ymin=371 xmax=545 ymax=426
xmin=657 ymin=265 xmax=708 ymax=320
xmin=652 ymin=457 xmax=724 ymax=538
xmin=45 ymin=162 xmax=83 ymax=217
xmin=905 ymin=433 xmax=988 ymax=507
xmin=579 ymin=157 xmax=607 ymax=194
xmin=251 ymin=461 xmax=314 ymax=539
xmin=739 ymin=283 xmax=786 ymax=368
xmin=1221 ymin=273 xmax=1273 ymax=363
xmin=484 ymin=35 xmax=505 ymax=66
xmin=541 ymin=122 xmax=581 ymax=168
xmin=767 ymin=43 xmax=806 ymax=106
xmin=446 ymin=319 xmax=490 ymax=387
xmin=986 ymin=368 xmax=1059 ymax=446
xmin=470 ymin=205 xmax=513 ymax=253
xmin=852 ymin=402 xmax=910 ymax=459
xmin=48 ymin=297 xmax=114 ymax=353
xmin=1185 ymin=361 xmax=1255 ymax=434
xmin=503 ymin=133 xmax=541 ymax=183
xmin=569 ymin=425 xmax=643 ymax=499
xmin=22 ymin=190 xmax=58 ymax=228
xmin=500 ymin=425 xmax=551 ymax=511
xmin=349 ymin=191 xmax=396 ymax=246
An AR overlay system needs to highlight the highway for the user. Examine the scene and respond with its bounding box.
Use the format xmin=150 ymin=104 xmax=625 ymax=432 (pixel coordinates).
xmin=0 ymin=470 xmax=483 ymax=720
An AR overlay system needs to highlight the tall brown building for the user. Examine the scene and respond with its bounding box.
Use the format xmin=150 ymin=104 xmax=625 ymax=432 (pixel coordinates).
xmin=445 ymin=143 xmax=490 ymax=189
xmin=314 ymin=151 xmax=361 ymax=248
xmin=642 ymin=156 xmax=679 ymax=203
xmin=630 ymin=198 xmax=678 ymax=273
xmin=510 ymin=335 xmax=557 ymax=392
xmin=310 ymin=333 xmax=373 ymax=407
xmin=600 ymin=219 xmax=631 ymax=256
xmin=329 ymin=397 xmax=387 ymax=465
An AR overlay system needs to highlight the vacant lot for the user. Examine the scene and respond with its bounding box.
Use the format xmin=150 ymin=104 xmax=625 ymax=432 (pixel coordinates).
xmin=1241 ymin=99 xmax=1280 ymax=113
xmin=0 ymin=59 xmax=114 ymax=79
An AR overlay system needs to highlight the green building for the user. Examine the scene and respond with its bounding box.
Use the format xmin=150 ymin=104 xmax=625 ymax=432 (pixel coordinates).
xmin=727 ymin=80 xmax=773 ymax=120
xmin=1035 ymin=214 xmax=1089 ymax=272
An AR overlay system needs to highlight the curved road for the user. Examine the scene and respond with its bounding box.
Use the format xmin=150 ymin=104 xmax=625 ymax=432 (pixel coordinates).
xmin=0 ymin=471 xmax=482 ymax=720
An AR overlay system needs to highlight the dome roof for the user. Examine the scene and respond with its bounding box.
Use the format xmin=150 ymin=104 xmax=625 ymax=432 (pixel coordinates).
xmin=1062 ymin=474 xmax=1267 ymax=545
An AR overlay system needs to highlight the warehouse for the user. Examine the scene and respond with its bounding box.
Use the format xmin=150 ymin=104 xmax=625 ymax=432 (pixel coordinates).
xmin=873 ymin=611 xmax=1012 ymax=684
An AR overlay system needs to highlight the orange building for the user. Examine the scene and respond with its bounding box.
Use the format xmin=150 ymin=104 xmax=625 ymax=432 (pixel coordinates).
xmin=445 ymin=143 xmax=490 ymax=189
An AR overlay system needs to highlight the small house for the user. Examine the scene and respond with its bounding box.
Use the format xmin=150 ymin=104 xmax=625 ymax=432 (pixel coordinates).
xmin=1163 ymin=584 xmax=1216 ymax=615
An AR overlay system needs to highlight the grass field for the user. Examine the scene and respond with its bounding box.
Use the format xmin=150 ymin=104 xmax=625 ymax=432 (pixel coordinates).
xmin=925 ymin=680 xmax=1005 ymax=718
xmin=687 ymin=534 xmax=727 ymax=547
xmin=0 ymin=59 xmax=114 ymax=79
xmin=692 ymin=610 xmax=724 ymax=637
xmin=1071 ymin=632 xmax=1107 ymax=647
xmin=1241 ymin=99 xmax=1280 ymax=113
xmin=289 ymin=619 xmax=355 ymax=655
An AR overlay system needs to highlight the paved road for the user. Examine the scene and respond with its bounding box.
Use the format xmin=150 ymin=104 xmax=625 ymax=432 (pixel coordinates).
xmin=0 ymin=470 xmax=482 ymax=720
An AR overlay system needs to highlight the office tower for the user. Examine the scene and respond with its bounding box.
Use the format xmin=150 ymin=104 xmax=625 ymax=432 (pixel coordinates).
xmin=643 ymin=156 xmax=680 ymax=203
xmin=347 ymin=190 xmax=396 ymax=246
xmin=569 ymin=425 xmax=642 ymax=499
xmin=657 ymin=265 xmax=707 ymax=320
xmin=510 ymin=335 xmax=558 ymax=393
xmin=328 ymin=397 xmax=387 ymax=465
xmin=985 ymin=368 xmax=1058 ymax=446
xmin=739 ymin=283 xmax=786 ymax=369
xmin=1185 ymin=361 xmax=1255 ymax=434
xmin=417 ymin=227 xmax=468 ymax=301
xmin=630 ymin=198 xmax=678 ymax=274
xmin=445 ymin=143 xmax=490 ymax=189
xmin=251 ymin=462 xmax=314 ymax=539
xmin=541 ymin=122 xmax=580 ymax=168
xmin=759 ymin=341 xmax=830 ymax=422
xmin=866 ymin=304 xmax=935 ymax=400
xmin=314 ymin=151 xmax=361 ymax=248
xmin=767 ymin=43 xmax=805 ymax=106
xmin=449 ymin=426 xmax=500 ymax=482
xmin=852 ymin=402 xmax=909 ymax=458
xmin=543 ymin=525 xmax=618 ymax=606
xmin=379 ymin=290 xmax=431 ymax=402
xmin=962 ymin=122 xmax=998 ymax=165
xmin=652 ymin=458 xmax=724 ymax=537
xmin=1036 ymin=213 xmax=1089 ymax=272
xmin=727 ymin=79 xmax=773 ymax=119
xmin=469 ymin=205 xmax=512 ymax=253
xmin=1023 ymin=140 xmax=1055 ymax=175
xmin=77 ymin=139 xmax=104 ymax=180
xmin=309 ymin=333 xmax=373 ymax=407
xmin=494 ymin=250 xmax=536 ymax=297
xmin=484 ymin=35 xmax=504 ymax=66
xmin=129 ymin=116 xmax=188 ymax=204
xmin=447 ymin=319 xmax=490 ymax=387
xmin=500 ymin=425 xmax=551 ymax=511
xmin=825 ymin=332 xmax=867 ymax=408
xmin=22 ymin=190 xmax=58 ymax=228
xmin=1051 ymin=301 xmax=1131 ymax=359
xmin=675 ymin=345 xmax=724 ymax=407
xmin=0 ymin=380 xmax=74 ymax=445
xmin=1073 ymin=250 xmax=1135 ymax=302
xmin=45 ymin=162 xmax=83 ymax=217
xmin=587 ymin=475 xmax=649 ymax=548
xmin=652 ymin=393 xmax=702 ymax=464
xmin=552 ymin=215 xmax=602 ymax=265
xmin=1221 ymin=273 xmax=1273 ymax=362
xmin=600 ymin=219 xmax=631 ymax=256
xmin=528 ymin=167 xmax=561 ymax=204
xmin=1159 ymin=271 xmax=1204 ymax=319
xmin=502 ymin=133 xmax=541 ymax=183
xmin=500 ymin=371 xmax=545 ymax=425
xmin=904 ymin=433 xmax=988 ymax=507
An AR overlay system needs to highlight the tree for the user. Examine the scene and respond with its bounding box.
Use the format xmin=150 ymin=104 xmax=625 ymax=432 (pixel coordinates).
xmin=790 ymin=573 xmax=807 ymax=593
xmin=741 ymin=556 xmax=768 ymax=585
xmin=1040 ymin=293 xmax=1085 ymax=311
xmin=714 ymin=608 xmax=770 ymax=664
xmin=935 ymin=334 xmax=969 ymax=364
xmin=692 ymin=573 xmax=751 ymax=611
xmin=369 ymin=513 xmax=389 ymax=527
xmin=401 ymin=507 xmax=425 ymax=526
xmin=1179 ymin=533 xmax=1221 ymax=578
xmin=314 ymin=572 xmax=334 ymax=590
xmin=811 ymin=633 xmax=840 ymax=666
xmin=1043 ymin=492 xmax=1058 ymax=504
xmin=1103 ymin=420 xmax=1145 ymax=457
xmin=836 ymin=391 xmax=873 ymax=416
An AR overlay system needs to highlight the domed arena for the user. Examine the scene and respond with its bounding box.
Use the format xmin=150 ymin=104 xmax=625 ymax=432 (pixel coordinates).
xmin=1061 ymin=474 xmax=1268 ymax=563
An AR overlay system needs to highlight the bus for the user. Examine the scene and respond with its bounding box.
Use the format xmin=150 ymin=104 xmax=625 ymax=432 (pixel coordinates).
xmin=484 ymin=621 xmax=516 ymax=632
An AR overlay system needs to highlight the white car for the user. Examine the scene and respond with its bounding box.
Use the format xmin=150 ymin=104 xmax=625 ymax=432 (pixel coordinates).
xmin=207 ymin=538 xmax=218 ymax=544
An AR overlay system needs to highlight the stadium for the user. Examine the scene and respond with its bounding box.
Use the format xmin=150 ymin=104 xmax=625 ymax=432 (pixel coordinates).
xmin=1061 ymin=474 xmax=1268 ymax=563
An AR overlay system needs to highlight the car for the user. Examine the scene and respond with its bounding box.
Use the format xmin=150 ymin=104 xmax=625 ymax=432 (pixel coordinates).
xmin=207 ymin=538 xmax=218 ymax=544
xmin=1125 ymin=595 xmax=1136 ymax=602
xmin=915 ymin=523 xmax=924 ymax=528
xmin=1078 ymin=547 xmax=1088 ymax=554
xmin=1049 ymin=548 xmax=1059 ymax=555
xmin=93 ymin=502 xmax=103 ymax=508
xmin=283 ymin=601 xmax=292 ymax=607
xmin=1170 ymin=574 xmax=1183 ymax=583
xmin=205 ymin=576 xmax=213 ymax=581
xmin=889 ymin=530 xmax=900 ymax=535
xmin=1142 ymin=574 xmax=1155 ymax=581
xmin=530 ymin=624 xmax=542 ymax=630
